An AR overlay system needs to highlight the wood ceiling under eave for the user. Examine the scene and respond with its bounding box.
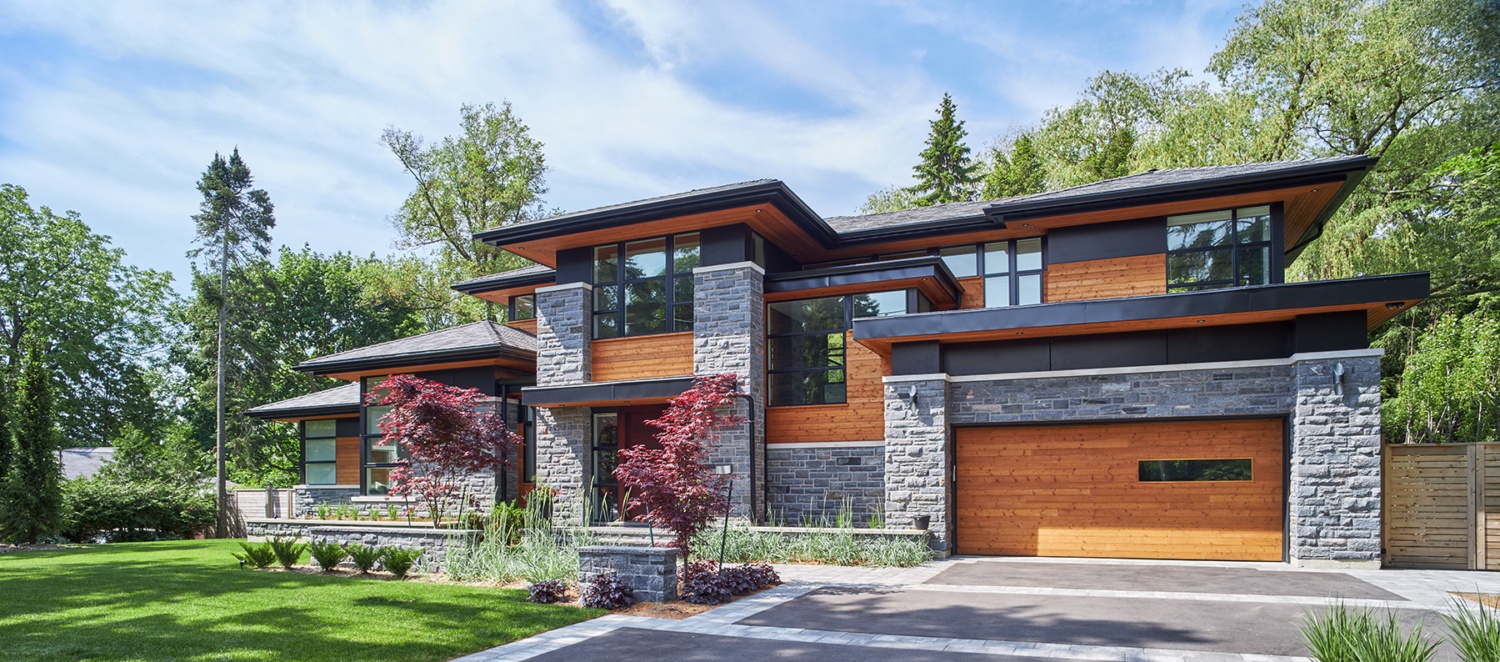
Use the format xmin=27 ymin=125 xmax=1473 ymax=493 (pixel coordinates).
xmin=496 ymin=204 xmax=830 ymax=266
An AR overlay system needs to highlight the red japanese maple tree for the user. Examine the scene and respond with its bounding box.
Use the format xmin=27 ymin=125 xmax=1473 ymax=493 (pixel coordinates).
xmin=614 ymin=374 xmax=743 ymax=560
xmin=368 ymin=374 xmax=518 ymax=527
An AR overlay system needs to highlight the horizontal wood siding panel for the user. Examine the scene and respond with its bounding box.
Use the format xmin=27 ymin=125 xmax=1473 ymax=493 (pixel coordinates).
xmin=591 ymin=332 xmax=694 ymax=382
xmin=336 ymin=437 xmax=360 ymax=486
xmin=1045 ymin=254 xmax=1167 ymax=302
xmin=956 ymin=419 xmax=1284 ymax=561
xmin=768 ymin=331 xmax=888 ymax=443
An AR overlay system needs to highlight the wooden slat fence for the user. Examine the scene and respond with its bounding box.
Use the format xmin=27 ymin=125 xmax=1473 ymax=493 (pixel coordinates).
xmin=1384 ymin=443 xmax=1500 ymax=569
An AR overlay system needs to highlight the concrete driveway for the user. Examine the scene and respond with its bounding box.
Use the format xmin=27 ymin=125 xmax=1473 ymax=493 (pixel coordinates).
xmin=458 ymin=558 xmax=1500 ymax=662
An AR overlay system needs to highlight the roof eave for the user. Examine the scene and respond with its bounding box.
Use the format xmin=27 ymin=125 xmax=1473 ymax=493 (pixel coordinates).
xmin=450 ymin=270 xmax=557 ymax=295
xmin=293 ymin=346 xmax=535 ymax=376
xmin=244 ymin=403 xmax=360 ymax=421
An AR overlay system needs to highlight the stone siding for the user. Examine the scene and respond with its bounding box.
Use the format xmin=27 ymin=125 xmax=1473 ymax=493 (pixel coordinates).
xmin=766 ymin=444 xmax=885 ymax=526
xmin=578 ymin=545 xmax=679 ymax=602
xmin=308 ymin=525 xmax=479 ymax=573
xmin=948 ymin=365 xmax=1295 ymax=423
xmin=536 ymin=283 xmax=592 ymax=386
xmin=693 ymin=263 xmax=766 ymax=520
xmin=293 ymin=486 xmax=362 ymax=518
xmin=883 ymin=377 xmax=952 ymax=552
xmin=1289 ymin=356 xmax=1382 ymax=567
xmin=245 ymin=519 xmax=312 ymax=539
xmin=535 ymin=406 xmax=591 ymax=525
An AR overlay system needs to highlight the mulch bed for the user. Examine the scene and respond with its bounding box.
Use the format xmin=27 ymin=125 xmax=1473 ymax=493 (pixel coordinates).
xmin=1452 ymin=592 xmax=1500 ymax=608
xmin=0 ymin=543 xmax=85 ymax=554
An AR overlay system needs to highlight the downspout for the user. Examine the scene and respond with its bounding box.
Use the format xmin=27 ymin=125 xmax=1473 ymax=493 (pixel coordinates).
xmin=732 ymin=391 xmax=761 ymax=525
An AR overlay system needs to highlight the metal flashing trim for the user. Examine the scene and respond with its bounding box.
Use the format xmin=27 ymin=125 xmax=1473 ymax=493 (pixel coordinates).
xmin=1290 ymin=348 xmax=1385 ymax=362
xmin=766 ymin=440 xmax=885 ymax=449
xmin=522 ymin=375 xmax=697 ymax=406
xmin=882 ymin=373 xmax=952 ymax=383
xmin=693 ymin=261 xmax=766 ymax=275
xmin=535 ymin=281 xmax=594 ymax=293
xmin=947 ymin=357 xmax=1299 ymax=383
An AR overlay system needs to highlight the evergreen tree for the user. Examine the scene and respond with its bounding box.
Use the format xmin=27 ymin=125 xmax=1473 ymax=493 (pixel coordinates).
xmin=905 ymin=93 xmax=979 ymax=206
xmin=0 ymin=372 xmax=10 ymax=484
xmin=188 ymin=148 xmax=275 ymax=537
xmin=981 ymin=133 xmax=1047 ymax=199
xmin=0 ymin=345 xmax=62 ymax=543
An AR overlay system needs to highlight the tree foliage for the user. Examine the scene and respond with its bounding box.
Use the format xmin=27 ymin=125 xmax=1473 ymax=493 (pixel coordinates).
xmin=372 ymin=374 xmax=517 ymax=527
xmin=615 ymin=374 xmax=741 ymax=559
xmin=981 ymin=133 xmax=1046 ymax=199
xmin=902 ymin=93 xmax=979 ymax=206
xmin=0 ymin=345 xmax=63 ymax=543
xmin=1388 ymin=314 xmax=1500 ymax=444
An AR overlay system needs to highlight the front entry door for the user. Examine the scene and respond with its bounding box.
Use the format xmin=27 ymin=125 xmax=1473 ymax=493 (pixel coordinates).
xmin=590 ymin=405 xmax=666 ymax=522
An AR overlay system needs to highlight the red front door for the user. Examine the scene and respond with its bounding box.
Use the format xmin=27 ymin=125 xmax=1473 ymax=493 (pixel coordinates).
xmin=592 ymin=404 xmax=666 ymax=523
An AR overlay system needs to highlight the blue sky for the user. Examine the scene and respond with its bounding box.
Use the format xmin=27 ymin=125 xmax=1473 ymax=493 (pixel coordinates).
xmin=0 ymin=0 xmax=1242 ymax=286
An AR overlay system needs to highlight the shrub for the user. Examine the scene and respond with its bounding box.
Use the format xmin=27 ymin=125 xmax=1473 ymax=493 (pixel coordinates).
xmin=265 ymin=537 xmax=307 ymax=569
xmin=1301 ymin=602 xmax=1437 ymax=662
xmin=58 ymin=475 xmax=215 ymax=543
xmin=528 ymin=579 xmax=568 ymax=604
xmin=233 ymin=542 xmax=276 ymax=569
xmin=679 ymin=560 xmax=779 ymax=605
xmin=579 ymin=570 xmax=635 ymax=609
xmin=347 ymin=543 xmax=381 ymax=573
xmin=309 ymin=541 xmax=348 ymax=571
xmin=1444 ymin=596 xmax=1500 ymax=662
xmin=379 ymin=546 xmax=423 ymax=579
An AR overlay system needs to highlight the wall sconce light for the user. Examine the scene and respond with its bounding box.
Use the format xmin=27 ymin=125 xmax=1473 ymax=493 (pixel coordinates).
xmin=906 ymin=384 xmax=919 ymax=406
xmin=1333 ymin=362 xmax=1346 ymax=396
xmin=714 ymin=464 xmax=734 ymax=475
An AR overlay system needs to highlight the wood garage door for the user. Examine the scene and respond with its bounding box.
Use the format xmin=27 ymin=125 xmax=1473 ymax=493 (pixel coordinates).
xmin=955 ymin=419 xmax=1285 ymax=561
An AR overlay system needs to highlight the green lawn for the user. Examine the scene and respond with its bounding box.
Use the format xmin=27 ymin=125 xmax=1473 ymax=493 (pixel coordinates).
xmin=0 ymin=539 xmax=600 ymax=661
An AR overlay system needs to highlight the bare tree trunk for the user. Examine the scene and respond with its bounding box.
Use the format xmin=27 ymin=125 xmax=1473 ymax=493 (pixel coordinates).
xmin=215 ymin=231 xmax=229 ymax=538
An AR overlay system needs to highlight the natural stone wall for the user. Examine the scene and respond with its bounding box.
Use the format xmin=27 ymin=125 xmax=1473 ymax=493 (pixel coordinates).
xmin=883 ymin=377 xmax=952 ymax=552
xmin=245 ymin=519 xmax=313 ymax=539
xmin=308 ymin=525 xmax=479 ymax=573
xmin=1289 ymin=356 xmax=1382 ymax=567
xmin=693 ymin=262 xmax=766 ymax=521
xmin=578 ymin=545 xmax=679 ymax=602
xmin=535 ymin=405 xmax=591 ymax=525
xmin=292 ymin=486 xmax=361 ymax=518
xmin=766 ymin=444 xmax=884 ymax=526
xmin=948 ymin=364 xmax=1295 ymax=423
xmin=536 ymin=283 xmax=592 ymax=386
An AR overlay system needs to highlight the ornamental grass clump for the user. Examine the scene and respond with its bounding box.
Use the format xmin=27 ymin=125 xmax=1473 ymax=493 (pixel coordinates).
xmin=579 ymin=570 xmax=635 ymax=609
xmin=379 ymin=547 xmax=423 ymax=579
xmin=309 ymin=541 xmax=348 ymax=572
xmin=267 ymin=537 xmax=307 ymax=569
xmin=347 ymin=543 xmax=381 ymax=573
xmin=1301 ymin=602 xmax=1437 ymax=662
xmin=233 ymin=541 xmax=276 ymax=569
xmin=1443 ymin=595 xmax=1500 ymax=662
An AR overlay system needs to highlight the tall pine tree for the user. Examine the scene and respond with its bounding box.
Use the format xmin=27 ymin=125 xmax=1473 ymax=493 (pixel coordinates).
xmin=0 ymin=345 xmax=62 ymax=544
xmin=188 ymin=148 xmax=275 ymax=537
xmin=0 ymin=372 xmax=10 ymax=484
xmin=905 ymin=93 xmax=979 ymax=206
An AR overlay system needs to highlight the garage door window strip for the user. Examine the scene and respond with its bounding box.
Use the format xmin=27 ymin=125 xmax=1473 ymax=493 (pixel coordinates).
xmin=1138 ymin=458 xmax=1253 ymax=482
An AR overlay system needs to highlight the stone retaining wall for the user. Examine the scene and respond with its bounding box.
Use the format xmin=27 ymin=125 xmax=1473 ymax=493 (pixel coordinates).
xmin=307 ymin=525 xmax=479 ymax=573
xmin=766 ymin=444 xmax=884 ymax=526
xmin=577 ymin=545 xmax=679 ymax=602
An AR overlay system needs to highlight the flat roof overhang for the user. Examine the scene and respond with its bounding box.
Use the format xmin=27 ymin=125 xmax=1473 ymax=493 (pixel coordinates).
xmin=244 ymin=405 xmax=359 ymax=423
xmin=452 ymin=270 xmax=556 ymax=304
xmin=522 ymin=376 xmax=696 ymax=408
xmin=852 ymin=272 xmax=1429 ymax=354
xmin=765 ymin=257 xmax=963 ymax=308
xmin=295 ymin=348 xmax=536 ymax=381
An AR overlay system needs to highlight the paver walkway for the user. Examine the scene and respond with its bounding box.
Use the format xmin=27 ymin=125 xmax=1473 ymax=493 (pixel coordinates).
xmin=456 ymin=557 xmax=1500 ymax=662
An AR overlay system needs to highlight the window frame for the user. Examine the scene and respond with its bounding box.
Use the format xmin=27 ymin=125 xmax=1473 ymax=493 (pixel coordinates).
xmin=300 ymin=419 xmax=339 ymax=486
xmin=360 ymin=375 xmax=403 ymax=497
xmin=590 ymin=233 xmax=699 ymax=339
xmin=981 ymin=237 xmax=1045 ymax=308
xmin=1166 ymin=204 xmax=1284 ymax=292
xmin=509 ymin=293 xmax=535 ymax=321
xmin=766 ymin=291 xmax=909 ymax=407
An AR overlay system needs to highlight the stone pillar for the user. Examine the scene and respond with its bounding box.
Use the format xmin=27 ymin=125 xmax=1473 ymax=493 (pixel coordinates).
xmin=533 ymin=281 xmax=595 ymax=524
xmin=534 ymin=406 xmax=591 ymax=525
xmin=883 ymin=374 xmax=952 ymax=553
xmin=1289 ymin=352 xmax=1383 ymax=568
xmin=693 ymin=262 xmax=766 ymax=521
xmin=578 ymin=545 xmax=680 ymax=602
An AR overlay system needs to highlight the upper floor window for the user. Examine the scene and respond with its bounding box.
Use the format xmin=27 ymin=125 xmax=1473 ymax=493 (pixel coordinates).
xmin=983 ymin=238 xmax=1043 ymax=307
xmin=302 ymin=419 xmax=338 ymax=485
xmin=592 ymin=233 xmax=699 ymax=339
xmin=510 ymin=294 xmax=535 ymax=321
xmin=1167 ymin=205 xmax=1272 ymax=292
xmin=767 ymin=291 xmax=908 ymax=406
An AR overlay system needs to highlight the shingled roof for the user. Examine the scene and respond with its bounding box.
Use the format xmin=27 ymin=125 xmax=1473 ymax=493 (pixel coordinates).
xmin=244 ymin=382 xmax=361 ymax=419
xmin=295 ymin=321 xmax=536 ymax=374
xmin=451 ymin=263 xmax=556 ymax=295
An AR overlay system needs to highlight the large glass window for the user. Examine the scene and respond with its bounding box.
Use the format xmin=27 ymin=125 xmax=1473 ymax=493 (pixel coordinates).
xmin=767 ymin=292 xmax=908 ymax=406
xmin=592 ymin=233 xmax=698 ymax=338
xmin=983 ymin=238 xmax=1043 ymax=307
xmin=361 ymin=375 xmax=400 ymax=496
xmin=1167 ymin=205 xmax=1273 ymax=292
xmin=590 ymin=412 xmax=620 ymax=521
xmin=939 ymin=245 xmax=978 ymax=278
xmin=303 ymin=419 xmax=338 ymax=485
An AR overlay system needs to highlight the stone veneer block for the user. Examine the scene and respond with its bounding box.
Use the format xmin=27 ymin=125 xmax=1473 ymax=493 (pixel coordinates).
xmin=766 ymin=444 xmax=885 ymax=526
xmin=577 ymin=545 xmax=680 ymax=602
xmin=535 ymin=406 xmax=591 ymax=525
xmin=1289 ymin=355 xmax=1382 ymax=568
xmin=692 ymin=263 xmax=766 ymax=520
xmin=883 ymin=376 xmax=952 ymax=552
xmin=535 ymin=283 xmax=592 ymax=386
xmin=308 ymin=525 xmax=479 ymax=573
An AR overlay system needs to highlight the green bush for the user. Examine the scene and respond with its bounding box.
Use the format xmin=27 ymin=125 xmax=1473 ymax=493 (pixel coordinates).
xmin=266 ymin=537 xmax=307 ymax=569
xmin=233 ymin=542 xmax=277 ymax=569
xmin=60 ymin=475 xmax=215 ymax=543
xmin=347 ymin=543 xmax=381 ymax=573
xmin=1444 ymin=596 xmax=1500 ymax=662
xmin=379 ymin=547 xmax=423 ymax=579
xmin=309 ymin=541 xmax=348 ymax=571
xmin=1301 ymin=602 xmax=1437 ymax=662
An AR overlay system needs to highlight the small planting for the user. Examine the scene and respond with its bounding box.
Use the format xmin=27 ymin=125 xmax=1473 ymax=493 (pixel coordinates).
xmin=267 ymin=537 xmax=307 ymax=569
xmin=579 ymin=570 xmax=635 ymax=610
xmin=347 ymin=543 xmax=381 ymax=573
xmin=315 ymin=503 xmax=332 ymax=520
xmin=309 ymin=541 xmax=349 ymax=571
xmin=1444 ymin=595 xmax=1500 ymax=662
xmin=233 ymin=541 xmax=276 ymax=569
xmin=679 ymin=560 xmax=780 ymax=605
xmin=379 ymin=546 xmax=423 ymax=579
xmin=386 ymin=504 xmax=400 ymax=521
xmin=527 ymin=579 xmax=568 ymax=604
xmin=1301 ymin=602 xmax=1437 ymax=662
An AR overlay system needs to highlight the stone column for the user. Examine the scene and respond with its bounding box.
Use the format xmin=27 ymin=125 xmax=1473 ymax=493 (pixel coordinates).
xmin=1289 ymin=351 xmax=1383 ymax=568
xmin=578 ymin=545 xmax=680 ymax=602
xmin=883 ymin=374 xmax=952 ymax=553
xmin=533 ymin=282 xmax=594 ymax=524
xmin=692 ymin=261 xmax=766 ymax=521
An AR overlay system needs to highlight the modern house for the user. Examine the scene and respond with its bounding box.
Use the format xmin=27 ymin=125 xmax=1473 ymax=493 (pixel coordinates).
xmin=247 ymin=154 xmax=1426 ymax=568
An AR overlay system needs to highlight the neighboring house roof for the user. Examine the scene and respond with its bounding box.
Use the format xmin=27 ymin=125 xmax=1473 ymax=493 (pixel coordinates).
xmin=60 ymin=447 xmax=115 ymax=480
xmin=244 ymin=382 xmax=361 ymax=420
xmin=293 ymin=320 xmax=537 ymax=375
xmin=451 ymin=263 xmax=556 ymax=296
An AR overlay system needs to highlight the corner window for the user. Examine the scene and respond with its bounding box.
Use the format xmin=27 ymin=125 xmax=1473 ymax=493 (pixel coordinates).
xmin=361 ymin=375 xmax=402 ymax=496
xmin=510 ymin=294 xmax=535 ymax=321
xmin=983 ymin=238 xmax=1043 ymax=307
xmin=767 ymin=291 xmax=910 ymax=406
xmin=302 ymin=419 xmax=338 ymax=485
xmin=592 ymin=233 xmax=698 ymax=339
xmin=939 ymin=245 xmax=979 ymax=278
xmin=1167 ymin=205 xmax=1273 ymax=292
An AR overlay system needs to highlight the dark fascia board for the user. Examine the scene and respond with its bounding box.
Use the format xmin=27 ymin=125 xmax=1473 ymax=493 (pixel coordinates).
xmin=244 ymin=403 xmax=359 ymax=421
xmin=522 ymin=376 xmax=696 ymax=407
xmin=765 ymin=257 xmax=962 ymax=298
xmin=1285 ymin=165 xmax=1374 ymax=263
xmin=983 ymin=156 xmax=1379 ymax=223
xmin=451 ymin=268 xmax=557 ymax=295
xmin=853 ymin=272 xmax=1430 ymax=341
xmin=831 ymin=214 xmax=997 ymax=246
xmin=473 ymin=181 xmax=840 ymax=248
xmin=294 ymin=347 xmax=534 ymax=376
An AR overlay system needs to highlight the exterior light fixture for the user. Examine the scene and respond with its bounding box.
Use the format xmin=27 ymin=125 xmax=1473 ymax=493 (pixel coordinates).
xmin=906 ymin=384 xmax=919 ymax=406
xmin=714 ymin=464 xmax=734 ymax=475
xmin=1386 ymin=302 xmax=1404 ymax=309
xmin=1333 ymin=362 xmax=1346 ymax=396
